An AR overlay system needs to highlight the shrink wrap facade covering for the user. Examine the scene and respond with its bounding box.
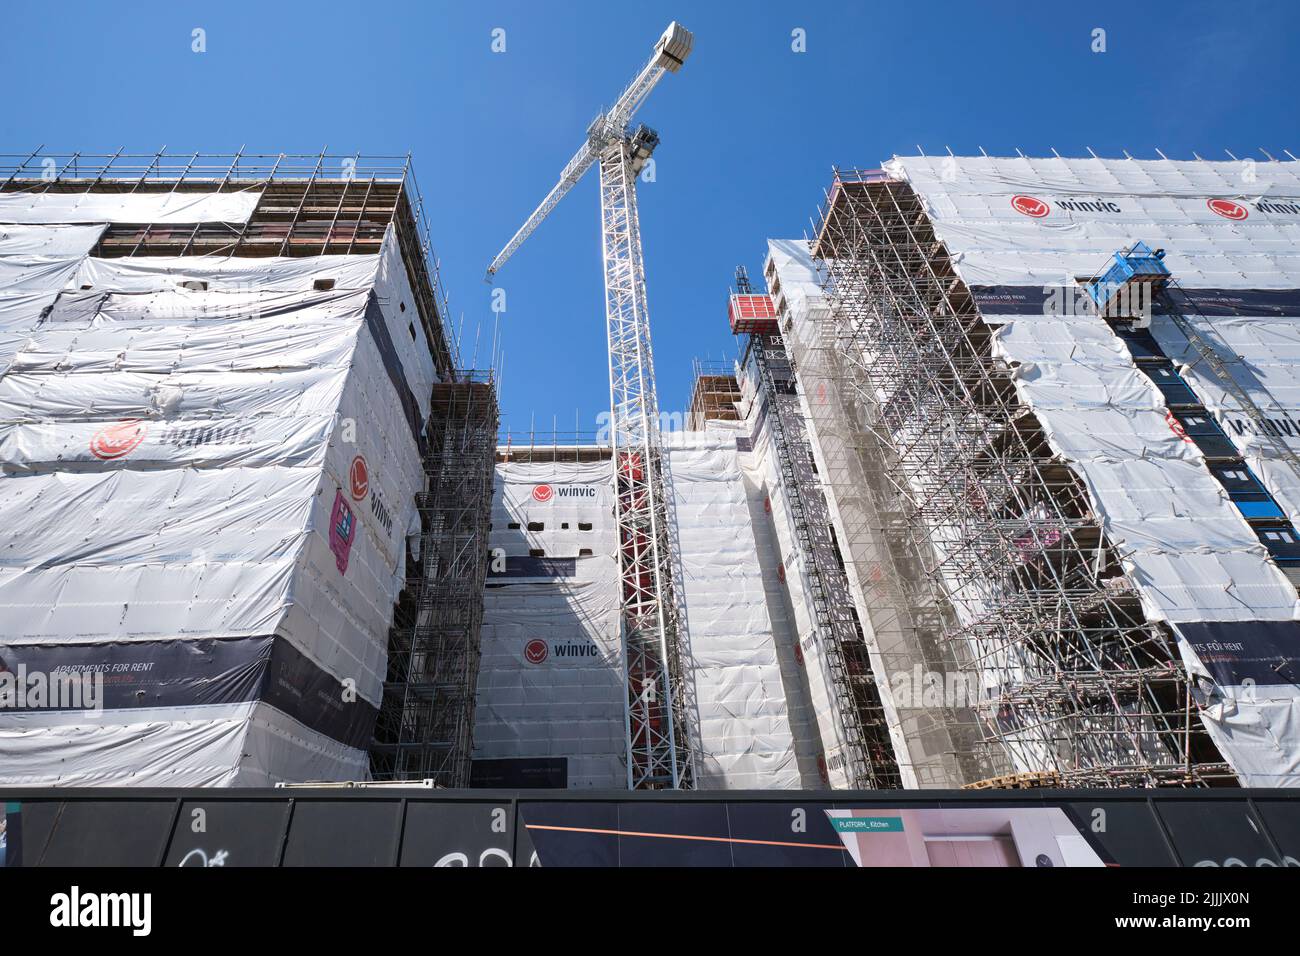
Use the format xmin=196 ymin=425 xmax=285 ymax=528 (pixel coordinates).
xmin=881 ymin=156 xmax=1300 ymax=786
xmin=0 ymin=193 xmax=438 ymax=785
xmin=473 ymin=428 xmax=814 ymax=789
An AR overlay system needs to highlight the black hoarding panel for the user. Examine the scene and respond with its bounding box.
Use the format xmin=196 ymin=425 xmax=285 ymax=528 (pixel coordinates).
xmin=1063 ymin=801 xmax=1178 ymax=867
xmin=470 ymin=757 xmax=567 ymax=789
xmin=281 ymin=800 xmax=402 ymax=867
xmin=28 ymin=801 xmax=176 ymax=867
xmin=163 ymin=800 xmax=291 ymax=867
xmin=1155 ymin=801 xmax=1282 ymax=867
xmin=615 ymin=802 xmax=734 ymax=867
xmin=723 ymin=802 xmax=850 ymax=867
xmin=1249 ymin=799 xmax=1300 ymax=865
xmin=399 ymin=801 xmax=515 ymax=867
xmin=517 ymin=802 xmax=620 ymax=867
xmin=1 ymin=802 xmax=19 ymax=868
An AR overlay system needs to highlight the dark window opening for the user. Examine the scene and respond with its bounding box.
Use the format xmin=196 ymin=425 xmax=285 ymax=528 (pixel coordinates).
xmin=408 ymin=322 xmax=416 ymax=341
xmin=561 ymin=522 xmax=570 ymax=530
xmin=1113 ymin=325 xmax=1164 ymax=361
xmin=1255 ymin=522 xmax=1300 ymax=565
xmin=578 ymin=522 xmax=593 ymax=532
xmin=1175 ymin=410 xmax=1237 ymax=458
xmin=527 ymin=521 xmax=544 ymax=532
xmin=313 ymin=278 xmax=336 ymax=291
xmin=507 ymin=521 xmax=521 ymax=530
xmin=399 ymin=301 xmax=406 ymax=312
xmin=579 ymin=548 xmax=593 ymax=557
xmin=1140 ymin=360 xmax=1198 ymax=406
xmin=529 ymin=548 xmax=545 ymax=558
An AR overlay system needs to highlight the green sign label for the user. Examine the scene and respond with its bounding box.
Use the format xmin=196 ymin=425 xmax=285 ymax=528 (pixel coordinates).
xmin=832 ymin=816 xmax=903 ymax=833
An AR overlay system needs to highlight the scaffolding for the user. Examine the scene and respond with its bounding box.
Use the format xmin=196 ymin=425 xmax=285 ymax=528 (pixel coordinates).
xmin=686 ymin=359 xmax=742 ymax=430
xmin=371 ymin=373 xmax=498 ymax=785
xmin=810 ymin=170 xmax=1232 ymax=787
xmin=0 ymin=149 xmax=457 ymax=377
xmin=746 ymin=330 xmax=903 ymax=788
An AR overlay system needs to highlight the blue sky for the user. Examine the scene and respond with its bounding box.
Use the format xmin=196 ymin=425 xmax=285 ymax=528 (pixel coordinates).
xmin=3 ymin=0 xmax=1299 ymax=439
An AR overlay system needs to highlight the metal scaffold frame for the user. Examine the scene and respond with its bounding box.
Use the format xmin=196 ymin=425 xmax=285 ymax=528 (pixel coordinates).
xmin=811 ymin=171 xmax=1231 ymax=787
xmin=686 ymin=359 xmax=742 ymax=430
xmin=747 ymin=330 xmax=902 ymax=788
xmin=371 ymin=373 xmax=499 ymax=786
xmin=0 ymin=149 xmax=458 ymax=377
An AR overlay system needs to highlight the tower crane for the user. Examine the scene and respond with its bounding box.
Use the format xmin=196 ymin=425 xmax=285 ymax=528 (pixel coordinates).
xmin=485 ymin=22 xmax=695 ymax=789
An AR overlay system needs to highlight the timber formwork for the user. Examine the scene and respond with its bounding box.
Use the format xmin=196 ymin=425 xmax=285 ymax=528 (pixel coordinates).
xmin=371 ymin=375 xmax=498 ymax=785
xmin=810 ymin=170 xmax=1232 ymax=787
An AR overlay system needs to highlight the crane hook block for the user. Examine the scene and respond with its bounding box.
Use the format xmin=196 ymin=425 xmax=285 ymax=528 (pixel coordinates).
xmin=653 ymin=22 xmax=693 ymax=72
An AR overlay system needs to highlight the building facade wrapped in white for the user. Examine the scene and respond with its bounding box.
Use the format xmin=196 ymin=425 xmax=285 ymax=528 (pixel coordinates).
xmin=0 ymin=168 xmax=453 ymax=786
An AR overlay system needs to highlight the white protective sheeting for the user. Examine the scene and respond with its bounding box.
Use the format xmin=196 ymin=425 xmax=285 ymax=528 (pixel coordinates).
xmin=0 ymin=225 xmax=106 ymax=375
xmin=0 ymin=218 xmax=431 ymax=786
xmin=476 ymin=459 xmax=626 ymax=788
xmin=767 ymin=237 xmax=1002 ymax=789
xmin=0 ymin=190 xmax=262 ymax=225
xmin=731 ymin=385 xmax=853 ymax=789
xmin=888 ymin=155 xmax=1300 ymax=785
xmin=0 ymin=702 xmax=366 ymax=787
xmin=474 ymin=441 xmax=808 ymax=791
xmin=0 ymin=223 xmax=108 ymax=256
xmin=670 ymin=427 xmax=804 ymax=789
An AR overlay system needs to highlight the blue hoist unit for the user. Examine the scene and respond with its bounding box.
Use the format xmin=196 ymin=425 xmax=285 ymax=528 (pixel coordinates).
xmin=1083 ymin=241 xmax=1170 ymax=319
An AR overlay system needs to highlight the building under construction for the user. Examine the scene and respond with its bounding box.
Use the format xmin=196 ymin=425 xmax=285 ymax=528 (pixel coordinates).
xmin=4 ymin=149 xmax=1300 ymax=793
xmin=751 ymin=155 xmax=1300 ymax=789
xmin=472 ymin=155 xmax=1300 ymax=792
xmin=0 ymin=151 xmax=494 ymax=787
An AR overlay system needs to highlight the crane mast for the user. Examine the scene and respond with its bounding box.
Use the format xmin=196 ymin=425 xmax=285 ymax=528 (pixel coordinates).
xmin=486 ymin=22 xmax=695 ymax=789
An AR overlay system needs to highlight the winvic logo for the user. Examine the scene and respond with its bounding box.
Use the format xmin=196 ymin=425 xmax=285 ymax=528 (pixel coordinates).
xmin=89 ymin=420 xmax=148 ymax=460
xmin=349 ymin=455 xmax=370 ymax=501
xmin=532 ymin=484 xmax=597 ymax=501
xmin=1208 ymin=198 xmax=1249 ymax=221
xmin=1011 ymin=195 xmax=1123 ymax=217
xmin=1208 ymin=197 xmax=1300 ymax=220
xmin=347 ymin=454 xmax=393 ymax=536
xmin=523 ymin=638 xmax=599 ymax=664
xmin=1010 ymin=195 xmax=1049 ymax=218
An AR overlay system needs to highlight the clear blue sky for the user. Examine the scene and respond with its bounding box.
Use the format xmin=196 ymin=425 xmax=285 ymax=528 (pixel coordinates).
xmin=4 ymin=1 xmax=1298 ymax=439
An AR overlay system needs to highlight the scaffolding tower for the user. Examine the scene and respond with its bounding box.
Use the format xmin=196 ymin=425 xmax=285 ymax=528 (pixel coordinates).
xmin=686 ymin=359 xmax=743 ymax=430
xmin=746 ymin=328 xmax=903 ymax=788
xmin=371 ymin=373 xmax=498 ymax=785
xmin=811 ymin=171 xmax=1231 ymax=787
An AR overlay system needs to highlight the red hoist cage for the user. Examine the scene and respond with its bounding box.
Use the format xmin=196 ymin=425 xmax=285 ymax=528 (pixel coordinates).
xmin=728 ymin=292 xmax=780 ymax=335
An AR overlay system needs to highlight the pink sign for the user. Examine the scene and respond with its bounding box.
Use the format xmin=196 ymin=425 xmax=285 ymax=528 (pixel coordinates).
xmin=329 ymin=489 xmax=357 ymax=574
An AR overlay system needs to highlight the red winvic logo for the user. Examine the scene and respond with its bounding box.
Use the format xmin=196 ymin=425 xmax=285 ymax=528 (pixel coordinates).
xmin=1011 ymin=195 xmax=1050 ymax=218
xmin=90 ymin=420 xmax=148 ymax=460
xmin=524 ymin=639 xmax=548 ymax=664
xmin=1165 ymin=410 xmax=1193 ymax=444
xmin=1207 ymin=198 xmax=1249 ymax=221
xmin=349 ymin=455 xmax=370 ymax=501
xmin=532 ymin=484 xmax=553 ymax=503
